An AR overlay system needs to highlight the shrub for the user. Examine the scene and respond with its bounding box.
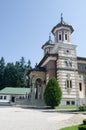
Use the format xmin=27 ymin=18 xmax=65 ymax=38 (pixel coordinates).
xmin=44 ymin=77 xmax=62 ymax=109
xmin=78 ymin=119 xmax=86 ymax=130
xmin=83 ymin=119 xmax=86 ymax=125
xmin=78 ymin=124 xmax=86 ymax=130
xmin=79 ymin=105 xmax=86 ymax=111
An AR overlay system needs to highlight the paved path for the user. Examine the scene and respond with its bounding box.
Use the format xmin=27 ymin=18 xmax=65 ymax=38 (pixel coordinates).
xmin=0 ymin=107 xmax=86 ymax=130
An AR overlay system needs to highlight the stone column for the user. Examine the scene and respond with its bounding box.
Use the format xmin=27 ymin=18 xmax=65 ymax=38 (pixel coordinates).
xmin=30 ymin=83 xmax=35 ymax=100
xmin=42 ymin=83 xmax=46 ymax=99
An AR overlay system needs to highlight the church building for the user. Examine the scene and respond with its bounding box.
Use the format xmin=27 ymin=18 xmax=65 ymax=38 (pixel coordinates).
xmin=28 ymin=15 xmax=86 ymax=106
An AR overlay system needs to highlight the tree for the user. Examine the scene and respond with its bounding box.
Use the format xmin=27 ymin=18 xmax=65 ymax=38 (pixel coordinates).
xmin=25 ymin=60 xmax=32 ymax=87
xmin=27 ymin=60 xmax=32 ymax=70
xmin=44 ymin=77 xmax=62 ymax=108
xmin=3 ymin=63 xmax=17 ymax=87
xmin=15 ymin=59 xmax=26 ymax=87
xmin=0 ymin=56 xmax=32 ymax=89
xmin=0 ymin=57 xmax=5 ymax=89
xmin=20 ymin=57 xmax=25 ymax=69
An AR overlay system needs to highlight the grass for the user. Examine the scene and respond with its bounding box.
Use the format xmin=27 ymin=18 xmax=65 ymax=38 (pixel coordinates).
xmin=60 ymin=125 xmax=78 ymax=130
xmin=56 ymin=105 xmax=76 ymax=109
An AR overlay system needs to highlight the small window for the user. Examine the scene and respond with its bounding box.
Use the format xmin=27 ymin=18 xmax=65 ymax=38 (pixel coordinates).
xmin=65 ymin=61 xmax=68 ymax=66
xmin=70 ymin=80 xmax=72 ymax=88
xmin=65 ymin=33 xmax=67 ymax=40
xmin=46 ymin=48 xmax=49 ymax=54
xmin=65 ymin=60 xmax=72 ymax=67
xmin=69 ymin=61 xmax=72 ymax=67
xmin=4 ymin=96 xmax=6 ymax=100
xmin=67 ymin=50 xmax=69 ymax=53
xmin=71 ymin=101 xmax=75 ymax=105
xmin=64 ymin=32 xmax=68 ymax=41
xmin=67 ymin=80 xmax=69 ymax=88
xmin=59 ymin=34 xmax=62 ymax=40
xmin=66 ymin=101 xmax=70 ymax=105
xmin=66 ymin=80 xmax=72 ymax=89
xmin=58 ymin=31 xmax=62 ymax=41
xmin=79 ymin=83 xmax=82 ymax=91
xmin=0 ymin=96 xmax=3 ymax=99
xmin=64 ymin=49 xmax=70 ymax=54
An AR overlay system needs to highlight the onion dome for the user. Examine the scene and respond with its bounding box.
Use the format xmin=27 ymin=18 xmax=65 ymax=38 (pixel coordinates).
xmin=42 ymin=34 xmax=54 ymax=55
xmin=42 ymin=34 xmax=53 ymax=49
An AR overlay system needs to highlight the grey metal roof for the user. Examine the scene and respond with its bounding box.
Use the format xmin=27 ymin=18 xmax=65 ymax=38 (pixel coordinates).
xmin=52 ymin=15 xmax=74 ymax=34
xmin=42 ymin=35 xmax=54 ymax=49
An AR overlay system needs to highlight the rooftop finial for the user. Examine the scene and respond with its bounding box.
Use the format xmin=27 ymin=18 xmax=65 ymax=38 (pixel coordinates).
xmin=61 ymin=13 xmax=63 ymax=23
xmin=49 ymin=32 xmax=51 ymax=40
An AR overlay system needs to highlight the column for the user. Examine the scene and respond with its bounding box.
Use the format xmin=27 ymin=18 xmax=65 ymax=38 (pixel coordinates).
xmin=31 ymin=83 xmax=35 ymax=99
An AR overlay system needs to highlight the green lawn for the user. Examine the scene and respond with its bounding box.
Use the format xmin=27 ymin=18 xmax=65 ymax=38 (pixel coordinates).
xmin=56 ymin=105 xmax=76 ymax=109
xmin=60 ymin=125 xmax=78 ymax=130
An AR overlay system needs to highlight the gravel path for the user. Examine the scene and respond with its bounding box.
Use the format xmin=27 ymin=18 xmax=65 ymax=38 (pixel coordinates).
xmin=0 ymin=107 xmax=85 ymax=130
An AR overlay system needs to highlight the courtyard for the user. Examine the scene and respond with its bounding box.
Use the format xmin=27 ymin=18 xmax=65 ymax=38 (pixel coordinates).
xmin=0 ymin=106 xmax=86 ymax=130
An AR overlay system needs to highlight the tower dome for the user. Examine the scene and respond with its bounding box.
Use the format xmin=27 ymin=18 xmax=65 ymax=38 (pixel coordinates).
xmin=43 ymin=35 xmax=53 ymax=45
xmin=42 ymin=34 xmax=54 ymax=55
xmin=51 ymin=14 xmax=74 ymax=44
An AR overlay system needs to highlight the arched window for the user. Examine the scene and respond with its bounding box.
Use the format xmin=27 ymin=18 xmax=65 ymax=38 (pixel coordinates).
xmin=79 ymin=83 xmax=82 ymax=91
xmin=66 ymin=80 xmax=72 ymax=89
xmin=64 ymin=31 xmax=68 ymax=41
xmin=65 ymin=32 xmax=68 ymax=40
xmin=58 ymin=31 xmax=62 ymax=42
xmin=65 ymin=74 xmax=72 ymax=90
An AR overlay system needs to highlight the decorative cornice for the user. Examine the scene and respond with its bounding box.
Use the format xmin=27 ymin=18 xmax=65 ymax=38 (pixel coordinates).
xmin=58 ymin=56 xmax=77 ymax=60
xmin=57 ymin=67 xmax=78 ymax=71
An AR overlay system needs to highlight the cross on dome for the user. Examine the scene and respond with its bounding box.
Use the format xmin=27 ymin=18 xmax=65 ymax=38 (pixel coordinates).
xmin=61 ymin=13 xmax=63 ymax=23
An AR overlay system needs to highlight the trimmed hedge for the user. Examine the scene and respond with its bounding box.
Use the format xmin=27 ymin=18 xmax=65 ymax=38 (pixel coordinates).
xmin=78 ymin=119 xmax=86 ymax=130
xmin=83 ymin=119 xmax=86 ymax=125
xmin=78 ymin=124 xmax=86 ymax=130
xmin=79 ymin=106 xmax=86 ymax=111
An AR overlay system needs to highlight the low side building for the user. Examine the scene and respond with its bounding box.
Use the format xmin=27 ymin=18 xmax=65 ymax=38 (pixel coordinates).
xmin=0 ymin=87 xmax=30 ymax=103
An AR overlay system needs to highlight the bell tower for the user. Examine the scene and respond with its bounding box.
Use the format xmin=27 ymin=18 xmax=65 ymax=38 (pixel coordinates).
xmin=51 ymin=14 xmax=79 ymax=106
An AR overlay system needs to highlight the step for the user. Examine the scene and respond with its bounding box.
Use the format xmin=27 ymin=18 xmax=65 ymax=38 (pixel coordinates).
xmin=16 ymin=99 xmax=46 ymax=107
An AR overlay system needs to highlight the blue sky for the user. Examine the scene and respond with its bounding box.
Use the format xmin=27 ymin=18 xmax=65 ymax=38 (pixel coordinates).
xmin=0 ymin=0 xmax=86 ymax=67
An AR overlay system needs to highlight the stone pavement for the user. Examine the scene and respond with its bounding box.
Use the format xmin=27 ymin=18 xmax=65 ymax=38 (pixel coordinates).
xmin=0 ymin=106 xmax=86 ymax=130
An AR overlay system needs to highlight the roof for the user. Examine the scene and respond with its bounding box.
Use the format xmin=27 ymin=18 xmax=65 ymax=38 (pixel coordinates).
xmin=52 ymin=15 xmax=74 ymax=34
xmin=42 ymin=35 xmax=54 ymax=49
xmin=27 ymin=67 xmax=46 ymax=75
xmin=0 ymin=87 xmax=30 ymax=95
xmin=77 ymin=56 xmax=86 ymax=61
xmin=38 ymin=53 xmax=58 ymax=66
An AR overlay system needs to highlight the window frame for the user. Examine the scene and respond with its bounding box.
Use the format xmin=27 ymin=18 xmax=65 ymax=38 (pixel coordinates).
xmin=4 ymin=96 xmax=6 ymax=100
xmin=58 ymin=31 xmax=62 ymax=42
xmin=79 ymin=82 xmax=82 ymax=91
xmin=64 ymin=60 xmax=72 ymax=67
xmin=66 ymin=79 xmax=72 ymax=89
xmin=0 ymin=96 xmax=3 ymax=99
xmin=64 ymin=31 xmax=68 ymax=41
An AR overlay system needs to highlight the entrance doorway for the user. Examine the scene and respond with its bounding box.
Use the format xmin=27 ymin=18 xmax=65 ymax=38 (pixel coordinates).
xmin=11 ymin=96 xmax=15 ymax=102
